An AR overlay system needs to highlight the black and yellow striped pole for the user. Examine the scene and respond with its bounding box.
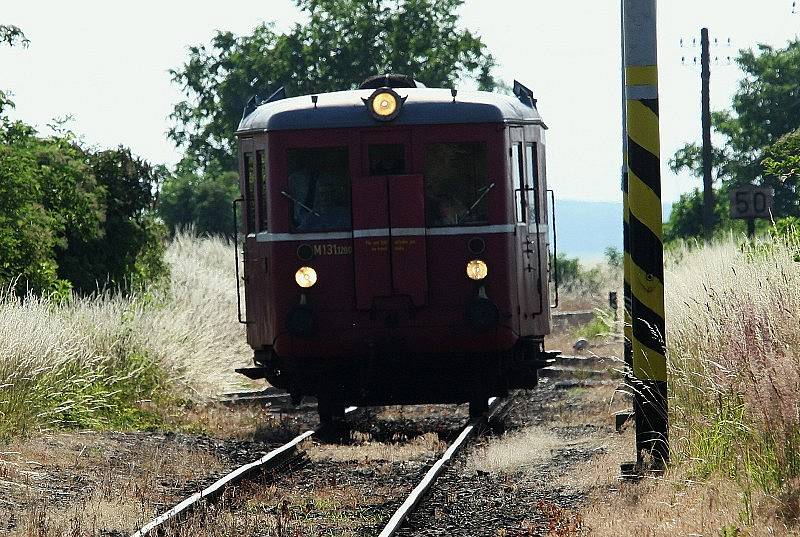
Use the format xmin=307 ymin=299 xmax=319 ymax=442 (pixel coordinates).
xmin=623 ymin=0 xmax=668 ymax=468
xmin=620 ymin=0 xmax=633 ymax=375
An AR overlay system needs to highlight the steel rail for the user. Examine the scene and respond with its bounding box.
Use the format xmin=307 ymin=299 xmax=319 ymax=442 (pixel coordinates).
xmin=378 ymin=396 xmax=503 ymax=537
xmin=129 ymin=406 xmax=357 ymax=537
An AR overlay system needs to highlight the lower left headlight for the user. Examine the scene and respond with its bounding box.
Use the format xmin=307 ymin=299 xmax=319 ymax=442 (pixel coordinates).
xmin=295 ymin=266 xmax=318 ymax=288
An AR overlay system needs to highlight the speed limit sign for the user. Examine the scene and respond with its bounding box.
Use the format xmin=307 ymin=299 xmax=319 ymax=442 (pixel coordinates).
xmin=730 ymin=187 xmax=773 ymax=220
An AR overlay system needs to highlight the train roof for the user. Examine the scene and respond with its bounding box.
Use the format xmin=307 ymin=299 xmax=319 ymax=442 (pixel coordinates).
xmin=236 ymin=87 xmax=546 ymax=134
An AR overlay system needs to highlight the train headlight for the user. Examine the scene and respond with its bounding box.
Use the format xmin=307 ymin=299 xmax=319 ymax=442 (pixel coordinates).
xmin=364 ymin=88 xmax=404 ymax=121
xmin=466 ymin=259 xmax=488 ymax=281
xmin=295 ymin=266 xmax=318 ymax=288
xmin=372 ymin=92 xmax=397 ymax=117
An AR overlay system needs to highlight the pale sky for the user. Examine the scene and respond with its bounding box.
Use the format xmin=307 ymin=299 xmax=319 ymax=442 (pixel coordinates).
xmin=2 ymin=1 xmax=799 ymax=202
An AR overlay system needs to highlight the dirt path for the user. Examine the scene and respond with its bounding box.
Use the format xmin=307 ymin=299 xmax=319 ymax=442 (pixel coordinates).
xmin=394 ymin=381 xmax=624 ymax=536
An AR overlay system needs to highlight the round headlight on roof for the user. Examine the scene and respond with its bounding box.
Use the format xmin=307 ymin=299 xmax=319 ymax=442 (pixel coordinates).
xmin=365 ymin=87 xmax=405 ymax=121
xmin=372 ymin=92 xmax=397 ymax=117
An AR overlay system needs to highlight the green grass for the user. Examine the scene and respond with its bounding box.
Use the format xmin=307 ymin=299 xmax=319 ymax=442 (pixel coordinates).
xmin=575 ymin=309 xmax=614 ymax=340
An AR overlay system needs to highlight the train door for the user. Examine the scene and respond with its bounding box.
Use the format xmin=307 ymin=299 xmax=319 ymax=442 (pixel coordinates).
xmin=238 ymin=137 xmax=260 ymax=343
xmin=352 ymin=130 xmax=428 ymax=310
xmin=510 ymin=128 xmax=533 ymax=334
xmin=524 ymin=128 xmax=551 ymax=335
xmin=510 ymin=127 xmax=543 ymax=335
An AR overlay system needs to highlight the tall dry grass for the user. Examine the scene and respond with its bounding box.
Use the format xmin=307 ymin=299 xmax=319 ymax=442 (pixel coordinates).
xmin=135 ymin=231 xmax=252 ymax=396
xmin=0 ymin=231 xmax=252 ymax=437
xmin=666 ymin=231 xmax=800 ymax=514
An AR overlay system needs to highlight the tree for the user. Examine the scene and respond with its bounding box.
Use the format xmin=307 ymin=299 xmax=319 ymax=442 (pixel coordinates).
xmin=0 ymin=25 xmax=28 ymax=116
xmin=158 ymin=159 xmax=240 ymax=236
xmin=0 ymin=25 xmax=29 ymax=48
xmin=0 ymin=112 xmax=167 ymax=295
xmin=663 ymin=188 xmax=734 ymax=242
xmin=668 ymin=41 xmax=800 ymax=240
xmin=57 ymin=147 xmax=168 ymax=293
xmin=603 ymin=246 xmax=622 ymax=270
xmin=170 ymin=0 xmax=499 ymax=170
xmin=0 ymin=25 xmax=165 ymax=294
xmin=761 ymin=129 xmax=800 ymax=219
xmin=0 ymin=116 xmax=105 ymax=295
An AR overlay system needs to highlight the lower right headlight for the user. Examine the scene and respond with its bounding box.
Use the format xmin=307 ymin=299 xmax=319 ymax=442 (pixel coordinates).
xmin=466 ymin=259 xmax=488 ymax=280
xmin=466 ymin=297 xmax=500 ymax=331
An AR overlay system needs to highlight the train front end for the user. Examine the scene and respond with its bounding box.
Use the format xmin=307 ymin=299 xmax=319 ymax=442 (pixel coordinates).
xmin=234 ymin=79 xmax=557 ymax=418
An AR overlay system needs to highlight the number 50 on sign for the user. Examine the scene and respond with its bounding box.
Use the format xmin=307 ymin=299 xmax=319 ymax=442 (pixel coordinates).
xmin=730 ymin=187 xmax=774 ymax=220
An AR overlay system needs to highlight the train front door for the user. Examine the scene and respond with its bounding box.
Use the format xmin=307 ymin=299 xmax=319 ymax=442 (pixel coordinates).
xmin=352 ymin=131 xmax=428 ymax=310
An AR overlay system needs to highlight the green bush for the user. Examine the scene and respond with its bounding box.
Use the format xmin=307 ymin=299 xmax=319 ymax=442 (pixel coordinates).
xmin=575 ymin=309 xmax=614 ymax=340
xmin=0 ymin=111 xmax=167 ymax=295
xmin=56 ymin=147 xmax=169 ymax=293
xmin=552 ymin=252 xmax=604 ymax=293
xmin=158 ymin=159 xmax=239 ymax=237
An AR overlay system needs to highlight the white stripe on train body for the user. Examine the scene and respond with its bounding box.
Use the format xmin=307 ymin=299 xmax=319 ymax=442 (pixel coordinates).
xmin=255 ymin=224 xmax=548 ymax=243
xmin=254 ymin=225 xmax=517 ymax=242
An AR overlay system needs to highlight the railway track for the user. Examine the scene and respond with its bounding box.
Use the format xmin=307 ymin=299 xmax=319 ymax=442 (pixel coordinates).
xmin=129 ymin=405 xmax=358 ymax=537
xmin=378 ymin=395 xmax=512 ymax=536
xmin=129 ymin=394 xmax=515 ymax=536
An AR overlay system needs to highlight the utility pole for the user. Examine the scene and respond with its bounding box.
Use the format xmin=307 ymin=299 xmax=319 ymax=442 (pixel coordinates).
xmin=622 ymin=0 xmax=669 ymax=471
xmin=701 ymin=28 xmax=714 ymax=239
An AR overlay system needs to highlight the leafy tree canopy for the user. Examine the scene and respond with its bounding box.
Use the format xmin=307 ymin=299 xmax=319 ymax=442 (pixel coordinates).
xmin=170 ymin=0 xmax=499 ymax=170
xmin=0 ymin=114 xmax=167 ymax=295
xmin=762 ymin=128 xmax=800 ymax=218
xmin=0 ymin=25 xmax=29 ymax=48
xmin=0 ymin=24 xmax=167 ymax=295
xmin=671 ymin=40 xmax=800 ymax=186
xmin=57 ymin=147 xmax=168 ymax=293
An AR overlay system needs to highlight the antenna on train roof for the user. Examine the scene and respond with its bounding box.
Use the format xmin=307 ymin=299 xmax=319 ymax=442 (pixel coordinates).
xmin=265 ymin=86 xmax=286 ymax=103
xmin=241 ymin=86 xmax=286 ymax=120
xmin=513 ymin=80 xmax=538 ymax=109
xmin=241 ymin=94 xmax=261 ymax=121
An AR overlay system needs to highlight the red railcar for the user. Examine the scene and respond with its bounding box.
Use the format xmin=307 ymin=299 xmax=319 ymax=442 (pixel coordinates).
xmin=234 ymin=76 xmax=559 ymax=420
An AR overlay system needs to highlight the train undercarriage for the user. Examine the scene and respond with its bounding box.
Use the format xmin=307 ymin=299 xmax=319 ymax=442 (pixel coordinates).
xmin=238 ymin=337 xmax=558 ymax=421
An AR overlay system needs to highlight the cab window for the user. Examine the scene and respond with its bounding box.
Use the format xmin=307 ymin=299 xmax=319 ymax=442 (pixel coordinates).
xmin=287 ymin=147 xmax=351 ymax=232
xmin=424 ymin=142 xmax=489 ymax=227
xmin=525 ymin=143 xmax=539 ymax=223
xmin=243 ymin=152 xmax=256 ymax=234
xmin=256 ymin=149 xmax=268 ymax=231
xmin=512 ymin=143 xmax=526 ymax=223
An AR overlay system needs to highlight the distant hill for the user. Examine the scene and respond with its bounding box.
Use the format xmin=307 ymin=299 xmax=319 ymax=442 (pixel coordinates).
xmin=552 ymin=199 xmax=672 ymax=262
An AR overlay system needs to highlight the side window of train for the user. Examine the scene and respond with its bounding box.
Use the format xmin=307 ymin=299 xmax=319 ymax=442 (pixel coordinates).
xmin=256 ymin=150 xmax=268 ymax=232
xmin=525 ymin=143 xmax=539 ymax=223
xmin=244 ymin=152 xmax=256 ymax=234
xmin=424 ymin=142 xmax=489 ymax=227
xmin=511 ymin=143 xmax=526 ymax=223
xmin=287 ymin=147 xmax=352 ymax=232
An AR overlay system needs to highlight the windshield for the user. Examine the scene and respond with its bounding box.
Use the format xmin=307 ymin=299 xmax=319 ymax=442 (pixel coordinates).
xmin=424 ymin=142 xmax=489 ymax=226
xmin=287 ymin=147 xmax=352 ymax=232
